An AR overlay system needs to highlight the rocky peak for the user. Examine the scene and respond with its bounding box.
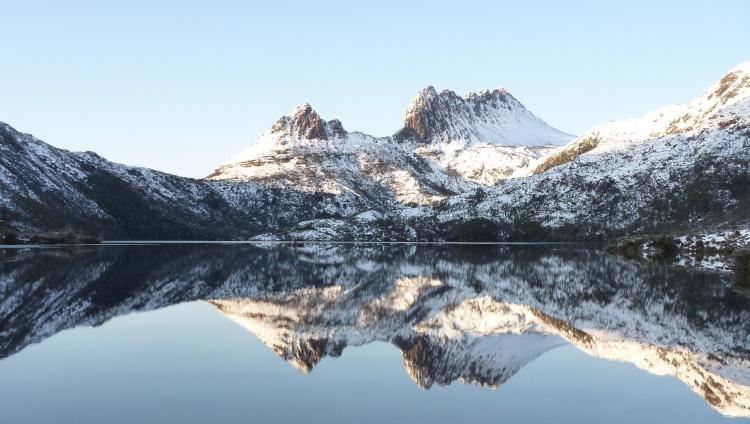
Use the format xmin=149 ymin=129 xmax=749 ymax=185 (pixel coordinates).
xmin=403 ymin=86 xmax=478 ymax=142
xmin=290 ymin=103 xmax=328 ymax=140
xmin=661 ymin=63 xmax=750 ymax=135
xmin=402 ymin=85 xmax=571 ymax=146
xmin=326 ymin=119 xmax=347 ymax=138
xmin=707 ymin=62 xmax=750 ymax=107
xmin=268 ymin=104 xmax=350 ymax=141
xmin=464 ymin=88 xmax=518 ymax=115
xmin=270 ymin=103 xmax=329 ymax=140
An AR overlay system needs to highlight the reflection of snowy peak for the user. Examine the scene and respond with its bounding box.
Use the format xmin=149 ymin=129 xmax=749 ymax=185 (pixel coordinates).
xmin=2 ymin=245 xmax=749 ymax=416
xmin=400 ymin=332 xmax=562 ymax=389
xmin=211 ymin=287 xmax=750 ymax=416
xmin=212 ymin=294 xmax=567 ymax=386
xmin=207 ymin=86 xmax=574 ymax=204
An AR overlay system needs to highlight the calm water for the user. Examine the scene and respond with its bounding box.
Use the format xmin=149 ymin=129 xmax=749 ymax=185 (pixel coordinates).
xmin=0 ymin=244 xmax=748 ymax=423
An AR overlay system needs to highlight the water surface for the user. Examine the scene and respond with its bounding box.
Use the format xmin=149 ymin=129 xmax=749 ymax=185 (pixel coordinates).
xmin=0 ymin=244 xmax=748 ymax=423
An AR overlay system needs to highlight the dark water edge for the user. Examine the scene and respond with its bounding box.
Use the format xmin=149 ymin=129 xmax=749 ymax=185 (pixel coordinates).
xmin=0 ymin=243 xmax=748 ymax=423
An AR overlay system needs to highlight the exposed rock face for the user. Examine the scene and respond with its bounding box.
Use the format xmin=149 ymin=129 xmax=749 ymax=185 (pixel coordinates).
xmin=403 ymin=86 xmax=455 ymax=142
xmin=403 ymin=86 xmax=572 ymax=146
xmin=326 ymin=119 xmax=347 ymax=138
xmin=291 ymin=103 xmax=328 ymax=140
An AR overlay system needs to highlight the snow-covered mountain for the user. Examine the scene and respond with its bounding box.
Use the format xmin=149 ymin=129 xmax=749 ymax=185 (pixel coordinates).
xmin=406 ymin=86 xmax=574 ymax=184
xmin=1 ymin=245 xmax=748 ymax=416
xmin=404 ymin=86 xmax=573 ymax=147
xmin=535 ymin=61 xmax=750 ymax=174
xmin=274 ymin=63 xmax=750 ymax=241
xmin=207 ymin=103 xmax=472 ymax=205
xmin=207 ymin=87 xmax=574 ymax=204
xmin=2 ymin=63 xmax=749 ymax=241
xmin=0 ymin=122 xmax=369 ymax=238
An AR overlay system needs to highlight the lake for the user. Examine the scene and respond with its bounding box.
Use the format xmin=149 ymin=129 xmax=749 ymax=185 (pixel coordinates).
xmin=0 ymin=243 xmax=748 ymax=423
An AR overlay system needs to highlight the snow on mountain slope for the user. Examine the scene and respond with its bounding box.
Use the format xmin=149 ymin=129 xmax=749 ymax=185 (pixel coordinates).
xmin=464 ymin=118 xmax=748 ymax=232
xmin=207 ymin=87 xmax=575 ymax=204
xmin=207 ymin=104 xmax=474 ymax=205
xmin=0 ymin=122 xmax=371 ymax=238
xmin=535 ymin=61 xmax=750 ymax=174
xmin=4 ymin=63 xmax=749 ymax=242
xmin=405 ymin=86 xmax=575 ymax=184
xmin=272 ymin=63 xmax=750 ymax=241
xmin=454 ymin=63 xmax=750 ymax=234
xmin=404 ymin=86 xmax=574 ymax=147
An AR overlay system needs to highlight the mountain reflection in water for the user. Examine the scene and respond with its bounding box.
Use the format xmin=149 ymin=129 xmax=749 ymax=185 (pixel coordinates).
xmin=1 ymin=244 xmax=749 ymax=417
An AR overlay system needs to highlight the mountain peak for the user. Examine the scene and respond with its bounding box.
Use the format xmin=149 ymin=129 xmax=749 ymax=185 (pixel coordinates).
xmin=707 ymin=63 xmax=750 ymax=106
xmin=418 ymin=85 xmax=438 ymax=97
xmin=293 ymin=102 xmax=315 ymax=116
xmin=658 ymin=62 xmax=750 ymax=135
xmin=269 ymin=103 xmax=329 ymax=140
xmin=403 ymin=86 xmax=573 ymax=146
xmin=729 ymin=61 xmax=750 ymax=74
xmin=533 ymin=62 xmax=750 ymax=175
xmin=465 ymin=87 xmax=509 ymax=100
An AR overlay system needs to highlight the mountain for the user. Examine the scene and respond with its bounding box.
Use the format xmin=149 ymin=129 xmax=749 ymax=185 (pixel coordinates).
xmin=2 ymin=63 xmax=749 ymax=241
xmin=1 ymin=244 xmax=748 ymax=416
xmin=0 ymin=83 xmax=571 ymax=238
xmin=215 ymin=295 xmax=568 ymax=386
xmin=206 ymin=103 xmax=472 ymax=205
xmin=404 ymin=86 xmax=573 ymax=147
xmin=0 ymin=122 xmax=365 ymax=239
xmin=274 ymin=63 xmax=750 ymax=241
xmin=405 ymin=86 xmax=573 ymax=184
xmin=207 ymin=87 xmax=574 ymax=204
xmin=534 ymin=62 xmax=750 ymax=174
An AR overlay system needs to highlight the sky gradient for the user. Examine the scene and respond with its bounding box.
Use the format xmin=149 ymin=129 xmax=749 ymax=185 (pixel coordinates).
xmin=1 ymin=0 xmax=749 ymax=178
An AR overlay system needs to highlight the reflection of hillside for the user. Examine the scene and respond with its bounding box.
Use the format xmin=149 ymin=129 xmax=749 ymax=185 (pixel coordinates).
xmin=1 ymin=244 xmax=749 ymax=416
xmin=213 ymin=291 xmax=750 ymax=417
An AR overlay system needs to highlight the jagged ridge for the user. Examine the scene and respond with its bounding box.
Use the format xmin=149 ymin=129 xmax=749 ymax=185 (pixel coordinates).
xmin=207 ymin=86 xmax=575 ymax=202
xmin=273 ymin=63 xmax=750 ymax=242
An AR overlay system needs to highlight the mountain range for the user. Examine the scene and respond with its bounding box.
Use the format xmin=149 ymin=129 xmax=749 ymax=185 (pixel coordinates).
xmin=1 ymin=63 xmax=749 ymax=241
xmin=207 ymin=87 xmax=573 ymax=205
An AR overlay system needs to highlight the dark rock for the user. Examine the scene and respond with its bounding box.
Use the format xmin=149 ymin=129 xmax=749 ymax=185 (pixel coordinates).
xmin=732 ymin=248 xmax=750 ymax=290
xmin=326 ymin=119 xmax=347 ymax=138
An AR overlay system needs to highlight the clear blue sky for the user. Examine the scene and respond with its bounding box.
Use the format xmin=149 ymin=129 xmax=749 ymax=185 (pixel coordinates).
xmin=1 ymin=0 xmax=748 ymax=178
